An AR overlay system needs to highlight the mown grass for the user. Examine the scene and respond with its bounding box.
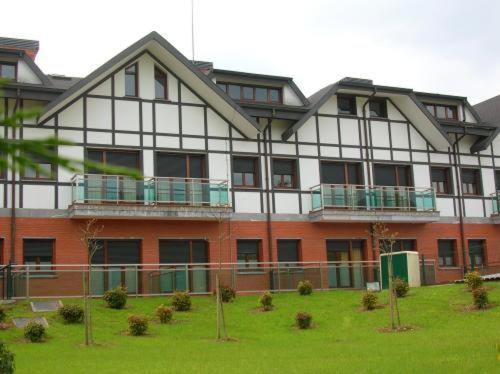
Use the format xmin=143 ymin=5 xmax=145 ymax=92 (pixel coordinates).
xmin=1 ymin=283 xmax=499 ymax=373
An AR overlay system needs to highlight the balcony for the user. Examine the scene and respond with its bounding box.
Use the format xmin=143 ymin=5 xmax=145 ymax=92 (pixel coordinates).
xmin=309 ymin=184 xmax=439 ymax=223
xmin=69 ymin=174 xmax=231 ymax=220
xmin=491 ymin=192 xmax=500 ymax=224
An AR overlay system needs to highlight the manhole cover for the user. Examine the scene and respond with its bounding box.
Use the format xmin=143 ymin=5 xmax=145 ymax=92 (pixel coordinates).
xmin=30 ymin=300 xmax=63 ymax=312
xmin=12 ymin=317 xmax=49 ymax=328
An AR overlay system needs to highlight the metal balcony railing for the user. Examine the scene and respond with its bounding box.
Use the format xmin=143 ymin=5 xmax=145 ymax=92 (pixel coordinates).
xmin=491 ymin=192 xmax=500 ymax=215
xmin=310 ymin=184 xmax=436 ymax=212
xmin=71 ymin=174 xmax=230 ymax=207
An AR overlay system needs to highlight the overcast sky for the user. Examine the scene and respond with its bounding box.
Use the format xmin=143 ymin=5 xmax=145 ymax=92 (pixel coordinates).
xmin=3 ymin=0 xmax=499 ymax=104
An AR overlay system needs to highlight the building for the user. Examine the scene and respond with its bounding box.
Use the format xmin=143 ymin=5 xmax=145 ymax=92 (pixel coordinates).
xmin=0 ymin=32 xmax=499 ymax=295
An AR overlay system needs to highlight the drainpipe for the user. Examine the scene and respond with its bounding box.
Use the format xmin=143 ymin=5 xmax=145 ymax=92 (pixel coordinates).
xmin=10 ymin=90 xmax=20 ymax=265
xmin=263 ymin=120 xmax=273 ymax=265
xmin=452 ymin=134 xmax=467 ymax=276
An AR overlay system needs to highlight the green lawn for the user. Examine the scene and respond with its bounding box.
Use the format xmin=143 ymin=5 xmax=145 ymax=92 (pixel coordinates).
xmin=1 ymin=283 xmax=500 ymax=373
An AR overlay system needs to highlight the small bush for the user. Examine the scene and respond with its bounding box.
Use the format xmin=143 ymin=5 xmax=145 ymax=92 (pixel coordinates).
xmin=0 ymin=342 xmax=14 ymax=374
xmin=24 ymin=321 xmax=46 ymax=343
xmin=156 ymin=305 xmax=173 ymax=324
xmin=171 ymin=291 xmax=192 ymax=311
xmin=362 ymin=291 xmax=378 ymax=310
xmin=259 ymin=292 xmax=273 ymax=311
xmin=295 ymin=312 xmax=312 ymax=329
xmin=218 ymin=285 xmax=236 ymax=303
xmin=103 ymin=286 xmax=128 ymax=309
xmin=297 ymin=280 xmax=313 ymax=296
xmin=0 ymin=307 xmax=6 ymax=323
xmin=128 ymin=315 xmax=148 ymax=336
xmin=393 ymin=277 xmax=409 ymax=298
xmin=58 ymin=304 xmax=84 ymax=324
xmin=464 ymin=271 xmax=483 ymax=290
xmin=472 ymin=287 xmax=489 ymax=310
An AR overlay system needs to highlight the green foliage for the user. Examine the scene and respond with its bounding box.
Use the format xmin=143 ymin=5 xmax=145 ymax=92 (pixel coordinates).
xmin=0 ymin=342 xmax=14 ymax=374
xmin=24 ymin=321 xmax=46 ymax=342
xmin=218 ymin=285 xmax=236 ymax=303
xmin=464 ymin=271 xmax=483 ymax=290
xmin=103 ymin=286 xmax=128 ymax=309
xmin=393 ymin=277 xmax=409 ymax=298
xmin=295 ymin=312 xmax=312 ymax=329
xmin=297 ymin=280 xmax=313 ymax=296
xmin=0 ymin=307 xmax=6 ymax=323
xmin=156 ymin=305 xmax=173 ymax=324
xmin=362 ymin=291 xmax=378 ymax=310
xmin=171 ymin=291 xmax=192 ymax=311
xmin=58 ymin=304 xmax=84 ymax=323
xmin=259 ymin=292 xmax=273 ymax=311
xmin=128 ymin=315 xmax=149 ymax=336
xmin=472 ymin=287 xmax=489 ymax=309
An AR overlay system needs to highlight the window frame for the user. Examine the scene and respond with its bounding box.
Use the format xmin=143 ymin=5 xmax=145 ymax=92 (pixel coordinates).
xmin=424 ymin=103 xmax=458 ymax=121
xmin=23 ymin=238 xmax=54 ymax=270
xmin=86 ymin=148 xmax=142 ymax=174
xmin=277 ymin=239 xmax=301 ymax=264
xmin=320 ymin=161 xmax=363 ymax=185
xmin=155 ymin=152 xmax=206 ymax=179
xmin=337 ymin=95 xmax=357 ymax=116
xmin=380 ymin=239 xmax=416 ymax=253
xmin=494 ymin=169 xmax=500 ymax=192
xmin=369 ymin=98 xmax=388 ymax=118
xmin=236 ymin=239 xmax=262 ymax=271
xmin=461 ymin=168 xmax=482 ymax=196
xmin=431 ymin=167 xmax=452 ymax=195
xmin=0 ymin=62 xmax=17 ymax=80
xmin=21 ymin=153 xmax=55 ymax=181
xmin=159 ymin=239 xmax=208 ymax=264
xmin=124 ymin=63 xmax=139 ymax=97
xmin=373 ymin=163 xmax=413 ymax=187
xmin=272 ymin=158 xmax=297 ymax=189
xmin=437 ymin=239 xmax=456 ymax=268
xmin=216 ymin=82 xmax=283 ymax=104
xmin=232 ymin=156 xmax=259 ymax=188
xmin=154 ymin=66 xmax=168 ymax=100
xmin=468 ymin=239 xmax=487 ymax=268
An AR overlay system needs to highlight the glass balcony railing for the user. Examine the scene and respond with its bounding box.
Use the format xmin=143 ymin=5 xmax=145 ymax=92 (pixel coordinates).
xmin=310 ymin=184 xmax=436 ymax=212
xmin=71 ymin=174 xmax=230 ymax=207
xmin=491 ymin=192 xmax=500 ymax=215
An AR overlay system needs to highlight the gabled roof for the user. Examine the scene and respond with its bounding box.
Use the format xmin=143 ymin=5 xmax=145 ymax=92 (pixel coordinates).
xmin=0 ymin=48 xmax=52 ymax=86
xmin=38 ymin=32 xmax=262 ymax=138
xmin=474 ymin=94 xmax=500 ymax=127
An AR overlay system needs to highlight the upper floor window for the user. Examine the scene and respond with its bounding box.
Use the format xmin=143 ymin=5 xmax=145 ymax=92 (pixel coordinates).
xmin=156 ymin=153 xmax=205 ymax=178
xmin=461 ymin=168 xmax=481 ymax=196
xmin=369 ymin=98 xmax=387 ymax=118
xmin=272 ymin=159 xmax=296 ymax=189
xmin=374 ymin=164 xmax=412 ymax=187
xmin=22 ymin=154 xmax=54 ymax=180
xmin=431 ymin=167 xmax=452 ymax=195
xmin=495 ymin=170 xmax=500 ymax=191
xmin=217 ymin=82 xmax=282 ymax=104
xmin=233 ymin=157 xmax=259 ymax=187
xmin=468 ymin=239 xmax=486 ymax=268
xmin=337 ymin=95 xmax=357 ymax=115
xmin=87 ymin=149 xmax=141 ymax=173
xmin=24 ymin=239 xmax=54 ymax=268
xmin=154 ymin=67 xmax=168 ymax=100
xmin=125 ymin=63 xmax=138 ymax=97
xmin=0 ymin=62 xmax=16 ymax=80
xmin=321 ymin=161 xmax=362 ymax=185
xmin=425 ymin=103 xmax=458 ymax=121
xmin=438 ymin=240 xmax=456 ymax=267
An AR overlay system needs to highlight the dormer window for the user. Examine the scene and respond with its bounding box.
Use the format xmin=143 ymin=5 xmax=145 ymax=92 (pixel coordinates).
xmin=424 ymin=103 xmax=458 ymax=120
xmin=217 ymin=82 xmax=282 ymax=104
xmin=125 ymin=63 xmax=138 ymax=97
xmin=0 ymin=62 xmax=16 ymax=80
xmin=337 ymin=95 xmax=357 ymax=115
xmin=154 ymin=67 xmax=168 ymax=100
xmin=369 ymin=98 xmax=387 ymax=118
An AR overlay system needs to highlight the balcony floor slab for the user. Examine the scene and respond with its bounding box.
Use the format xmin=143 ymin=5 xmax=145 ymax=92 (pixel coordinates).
xmin=491 ymin=215 xmax=500 ymax=224
xmin=309 ymin=209 xmax=440 ymax=223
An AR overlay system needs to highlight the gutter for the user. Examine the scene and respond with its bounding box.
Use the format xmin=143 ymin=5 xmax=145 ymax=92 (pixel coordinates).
xmin=9 ymin=89 xmax=20 ymax=265
xmin=452 ymin=134 xmax=467 ymax=276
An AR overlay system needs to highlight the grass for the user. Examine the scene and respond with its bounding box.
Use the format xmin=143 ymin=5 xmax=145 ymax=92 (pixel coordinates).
xmin=1 ymin=283 xmax=500 ymax=373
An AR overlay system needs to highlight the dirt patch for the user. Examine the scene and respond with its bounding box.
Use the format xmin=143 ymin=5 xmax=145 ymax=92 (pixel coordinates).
xmin=358 ymin=304 xmax=386 ymax=312
xmin=378 ymin=325 xmax=416 ymax=333
xmin=462 ymin=303 xmax=497 ymax=312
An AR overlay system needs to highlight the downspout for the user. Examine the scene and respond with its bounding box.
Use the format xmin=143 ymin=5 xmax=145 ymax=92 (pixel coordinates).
xmin=10 ymin=89 xmax=21 ymax=265
xmin=263 ymin=119 xmax=273 ymax=265
xmin=452 ymin=134 xmax=467 ymax=276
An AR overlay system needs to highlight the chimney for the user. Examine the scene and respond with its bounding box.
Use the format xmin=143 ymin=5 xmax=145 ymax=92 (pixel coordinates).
xmin=0 ymin=37 xmax=40 ymax=60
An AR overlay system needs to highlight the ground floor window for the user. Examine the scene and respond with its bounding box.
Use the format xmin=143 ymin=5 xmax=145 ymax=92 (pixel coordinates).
xmin=468 ymin=240 xmax=486 ymax=268
xmin=23 ymin=239 xmax=54 ymax=268
xmin=277 ymin=240 xmax=300 ymax=264
xmin=237 ymin=240 xmax=261 ymax=270
xmin=379 ymin=239 xmax=415 ymax=253
xmin=159 ymin=240 xmax=207 ymax=264
xmin=326 ymin=240 xmax=365 ymax=288
xmin=438 ymin=240 xmax=456 ymax=267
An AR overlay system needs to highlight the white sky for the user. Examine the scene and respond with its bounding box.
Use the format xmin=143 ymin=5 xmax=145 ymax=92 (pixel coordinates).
xmin=3 ymin=0 xmax=499 ymax=104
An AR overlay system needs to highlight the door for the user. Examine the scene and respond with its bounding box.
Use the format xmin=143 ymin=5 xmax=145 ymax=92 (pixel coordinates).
xmin=326 ymin=240 xmax=365 ymax=288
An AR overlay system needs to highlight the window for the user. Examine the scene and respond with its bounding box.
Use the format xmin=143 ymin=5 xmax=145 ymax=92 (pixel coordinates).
xmin=0 ymin=63 xmax=16 ymax=80
xmin=125 ymin=63 xmax=138 ymax=96
xmin=156 ymin=153 xmax=205 ymax=178
xmin=233 ymin=157 xmax=258 ymax=187
xmin=495 ymin=170 xmax=500 ymax=191
xmin=431 ymin=167 xmax=452 ymax=195
xmin=438 ymin=240 xmax=455 ymax=267
xmin=374 ymin=164 xmax=412 ymax=187
xmin=277 ymin=240 xmax=300 ymax=263
xmin=337 ymin=95 xmax=357 ymax=115
xmin=159 ymin=240 xmax=207 ymax=264
xmin=22 ymin=154 xmax=54 ymax=180
xmin=91 ymin=240 xmax=141 ymax=265
xmin=154 ymin=67 xmax=168 ymax=100
xmin=326 ymin=240 xmax=364 ymax=288
xmin=424 ymin=103 xmax=458 ymax=120
xmin=468 ymin=240 xmax=486 ymax=268
xmin=237 ymin=240 xmax=260 ymax=270
xmin=369 ymin=99 xmax=387 ymax=118
xmin=87 ymin=149 xmax=141 ymax=173
xmin=321 ymin=161 xmax=362 ymax=185
xmin=461 ymin=169 xmax=481 ymax=195
xmin=217 ymin=82 xmax=282 ymax=104
xmin=380 ymin=239 xmax=415 ymax=253
xmin=272 ymin=159 xmax=296 ymax=188
xmin=24 ymin=239 xmax=54 ymax=268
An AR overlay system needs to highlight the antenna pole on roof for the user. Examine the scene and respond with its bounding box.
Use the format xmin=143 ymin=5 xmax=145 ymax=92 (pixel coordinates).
xmin=191 ymin=0 xmax=195 ymax=63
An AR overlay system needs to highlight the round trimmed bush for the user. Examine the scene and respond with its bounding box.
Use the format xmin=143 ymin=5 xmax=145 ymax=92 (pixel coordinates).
xmin=393 ymin=277 xmax=409 ymax=298
xmin=259 ymin=292 xmax=273 ymax=311
xmin=464 ymin=271 xmax=483 ymax=290
xmin=58 ymin=304 xmax=84 ymax=324
xmin=295 ymin=312 xmax=312 ymax=329
xmin=362 ymin=291 xmax=378 ymax=310
xmin=472 ymin=287 xmax=489 ymax=309
xmin=24 ymin=321 xmax=46 ymax=342
xmin=103 ymin=286 xmax=128 ymax=309
xmin=171 ymin=291 xmax=191 ymax=311
xmin=156 ymin=304 xmax=173 ymax=324
xmin=128 ymin=315 xmax=148 ymax=336
xmin=218 ymin=285 xmax=236 ymax=303
xmin=297 ymin=280 xmax=313 ymax=296
xmin=0 ymin=342 xmax=14 ymax=373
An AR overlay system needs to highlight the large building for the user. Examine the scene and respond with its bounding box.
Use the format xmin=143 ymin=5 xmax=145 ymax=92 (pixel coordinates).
xmin=0 ymin=32 xmax=499 ymax=294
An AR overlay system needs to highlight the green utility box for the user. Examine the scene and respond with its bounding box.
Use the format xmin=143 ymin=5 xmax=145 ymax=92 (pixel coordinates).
xmin=380 ymin=251 xmax=421 ymax=289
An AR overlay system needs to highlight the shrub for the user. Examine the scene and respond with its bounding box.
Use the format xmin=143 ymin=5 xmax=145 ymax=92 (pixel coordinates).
xmin=218 ymin=285 xmax=236 ymax=303
xmin=0 ymin=342 xmax=14 ymax=374
xmin=393 ymin=277 xmax=409 ymax=298
xmin=259 ymin=292 xmax=273 ymax=311
xmin=362 ymin=291 xmax=378 ymax=310
xmin=464 ymin=271 xmax=483 ymax=290
xmin=472 ymin=287 xmax=489 ymax=310
xmin=58 ymin=304 xmax=84 ymax=324
xmin=128 ymin=315 xmax=148 ymax=336
xmin=0 ymin=307 xmax=6 ymax=323
xmin=24 ymin=321 xmax=46 ymax=342
xmin=297 ymin=280 xmax=313 ymax=296
xmin=171 ymin=291 xmax=191 ymax=311
xmin=295 ymin=312 xmax=312 ymax=329
xmin=156 ymin=305 xmax=173 ymax=324
xmin=103 ymin=286 xmax=128 ymax=309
